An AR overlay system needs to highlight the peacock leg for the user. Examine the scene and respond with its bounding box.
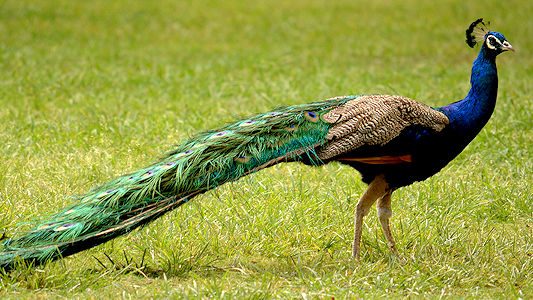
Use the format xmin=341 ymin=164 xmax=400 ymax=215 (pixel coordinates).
xmin=376 ymin=191 xmax=399 ymax=256
xmin=352 ymin=174 xmax=389 ymax=259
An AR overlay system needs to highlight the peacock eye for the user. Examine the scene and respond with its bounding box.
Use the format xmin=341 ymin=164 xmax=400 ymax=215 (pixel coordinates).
xmin=485 ymin=35 xmax=499 ymax=50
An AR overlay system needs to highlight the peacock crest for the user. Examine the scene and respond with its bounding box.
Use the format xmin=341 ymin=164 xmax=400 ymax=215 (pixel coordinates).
xmin=465 ymin=18 xmax=490 ymax=48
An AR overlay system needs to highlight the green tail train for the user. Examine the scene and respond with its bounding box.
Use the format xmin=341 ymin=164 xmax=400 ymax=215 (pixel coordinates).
xmin=0 ymin=96 xmax=356 ymax=271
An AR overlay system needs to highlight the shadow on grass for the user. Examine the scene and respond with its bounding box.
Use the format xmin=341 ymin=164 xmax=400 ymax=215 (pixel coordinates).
xmin=85 ymin=244 xmax=228 ymax=280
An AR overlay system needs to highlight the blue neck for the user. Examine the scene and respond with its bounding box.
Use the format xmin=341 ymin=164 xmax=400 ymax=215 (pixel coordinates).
xmin=440 ymin=47 xmax=498 ymax=140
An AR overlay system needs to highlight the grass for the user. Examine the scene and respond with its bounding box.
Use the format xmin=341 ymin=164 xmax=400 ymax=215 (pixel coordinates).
xmin=0 ymin=0 xmax=531 ymax=298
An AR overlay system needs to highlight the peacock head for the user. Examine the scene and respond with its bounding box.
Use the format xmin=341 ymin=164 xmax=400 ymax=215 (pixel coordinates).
xmin=466 ymin=18 xmax=514 ymax=55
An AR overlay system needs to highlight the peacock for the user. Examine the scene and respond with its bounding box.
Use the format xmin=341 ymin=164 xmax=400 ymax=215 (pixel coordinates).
xmin=0 ymin=19 xmax=513 ymax=271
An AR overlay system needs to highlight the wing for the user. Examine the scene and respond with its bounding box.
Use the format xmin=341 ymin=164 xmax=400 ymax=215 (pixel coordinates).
xmin=317 ymin=95 xmax=449 ymax=161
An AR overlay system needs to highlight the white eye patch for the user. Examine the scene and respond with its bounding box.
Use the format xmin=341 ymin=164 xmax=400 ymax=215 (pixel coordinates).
xmin=486 ymin=35 xmax=503 ymax=50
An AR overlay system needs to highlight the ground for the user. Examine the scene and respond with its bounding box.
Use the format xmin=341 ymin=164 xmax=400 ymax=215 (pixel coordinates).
xmin=0 ymin=0 xmax=531 ymax=298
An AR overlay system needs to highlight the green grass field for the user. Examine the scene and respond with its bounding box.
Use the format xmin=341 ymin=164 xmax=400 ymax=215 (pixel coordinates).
xmin=0 ymin=0 xmax=531 ymax=298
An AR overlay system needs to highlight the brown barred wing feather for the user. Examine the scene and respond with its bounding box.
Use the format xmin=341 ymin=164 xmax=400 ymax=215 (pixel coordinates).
xmin=318 ymin=95 xmax=449 ymax=160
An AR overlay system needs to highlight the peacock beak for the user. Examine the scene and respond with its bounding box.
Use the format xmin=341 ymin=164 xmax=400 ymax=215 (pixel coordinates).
xmin=502 ymin=42 xmax=515 ymax=52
